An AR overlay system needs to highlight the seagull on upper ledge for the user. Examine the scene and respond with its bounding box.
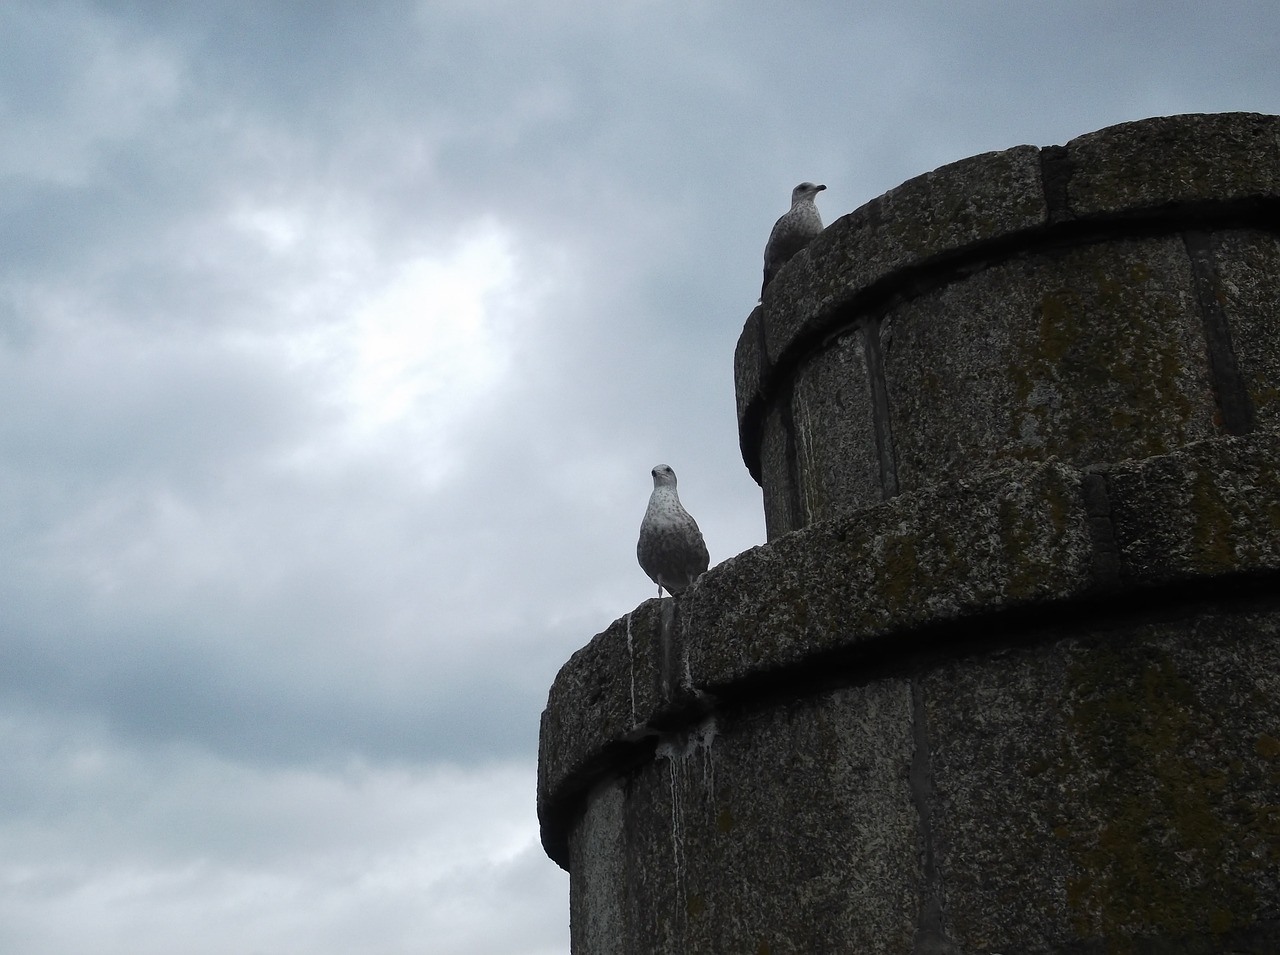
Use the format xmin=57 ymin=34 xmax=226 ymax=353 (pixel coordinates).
xmin=762 ymin=181 xmax=826 ymax=297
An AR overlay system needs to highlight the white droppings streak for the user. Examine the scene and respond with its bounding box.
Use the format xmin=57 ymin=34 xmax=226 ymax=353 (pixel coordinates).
xmin=654 ymin=715 xmax=720 ymax=908
xmin=655 ymin=737 xmax=686 ymax=897
xmin=693 ymin=716 xmax=719 ymax=803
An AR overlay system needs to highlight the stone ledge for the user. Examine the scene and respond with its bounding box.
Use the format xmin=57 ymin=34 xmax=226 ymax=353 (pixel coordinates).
xmin=758 ymin=144 xmax=1046 ymax=370
xmin=1066 ymin=112 xmax=1280 ymax=218
xmin=538 ymin=430 xmax=1280 ymax=867
xmin=738 ymin=112 xmax=1280 ymax=485
xmin=733 ymin=305 xmax=765 ymax=428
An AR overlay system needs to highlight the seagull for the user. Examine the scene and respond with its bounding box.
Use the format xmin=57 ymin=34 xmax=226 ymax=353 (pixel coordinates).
xmin=762 ymin=181 xmax=826 ymax=296
xmin=637 ymin=465 xmax=710 ymax=597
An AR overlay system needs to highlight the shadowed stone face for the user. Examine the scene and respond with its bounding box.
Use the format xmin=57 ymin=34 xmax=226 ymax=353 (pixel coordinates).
xmin=547 ymin=113 xmax=1280 ymax=955
xmin=738 ymin=111 xmax=1280 ymax=539
xmin=545 ymin=434 xmax=1280 ymax=953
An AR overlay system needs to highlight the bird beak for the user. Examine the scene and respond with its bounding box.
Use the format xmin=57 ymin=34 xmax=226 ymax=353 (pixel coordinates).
xmin=816 ymin=184 xmax=827 ymax=191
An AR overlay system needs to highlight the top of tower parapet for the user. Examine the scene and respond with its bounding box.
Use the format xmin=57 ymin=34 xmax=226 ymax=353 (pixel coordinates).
xmin=737 ymin=112 xmax=1280 ymax=485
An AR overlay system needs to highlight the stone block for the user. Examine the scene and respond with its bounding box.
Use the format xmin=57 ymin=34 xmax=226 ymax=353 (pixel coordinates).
xmin=1099 ymin=431 xmax=1280 ymax=584
xmin=1065 ymin=112 xmax=1280 ymax=218
xmin=734 ymin=306 xmax=765 ymax=433
xmin=926 ymin=612 xmax=1280 ymax=951
xmin=681 ymin=461 xmax=1094 ymax=692
xmin=758 ymin=400 xmax=798 ymax=540
xmin=580 ymin=683 xmax=920 ymax=954
xmin=790 ymin=326 xmax=883 ymax=524
xmin=539 ymin=597 xmax=672 ymax=858
xmin=1212 ymin=230 xmax=1280 ymax=428
xmin=570 ymin=780 xmax=628 ymax=955
xmin=885 ymin=235 xmax=1218 ymax=495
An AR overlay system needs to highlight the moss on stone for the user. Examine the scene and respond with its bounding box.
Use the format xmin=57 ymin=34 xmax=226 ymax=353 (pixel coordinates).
xmin=1056 ymin=639 xmax=1264 ymax=949
xmin=878 ymin=533 xmax=922 ymax=614
xmin=1188 ymin=469 xmax=1241 ymax=572
xmin=1016 ymin=247 xmax=1199 ymax=471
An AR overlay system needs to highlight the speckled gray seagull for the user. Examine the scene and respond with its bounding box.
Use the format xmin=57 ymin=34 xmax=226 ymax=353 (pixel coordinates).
xmin=637 ymin=464 xmax=710 ymax=597
xmin=761 ymin=181 xmax=826 ymax=297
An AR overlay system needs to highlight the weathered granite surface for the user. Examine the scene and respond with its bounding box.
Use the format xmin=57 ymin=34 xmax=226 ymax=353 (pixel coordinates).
xmin=1214 ymin=230 xmax=1280 ymax=428
xmin=542 ymin=433 xmax=1280 ymax=953
xmin=737 ymin=112 xmax=1280 ymax=537
xmin=886 ymin=235 xmax=1216 ymax=496
xmin=568 ymin=684 xmax=921 ymax=955
xmin=1063 ymin=112 xmax=1280 ymax=218
xmin=543 ymin=114 xmax=1280 ymax=955
xmin=925 ymin=611 xmax=1280 ymax=953
xmin=540 ymin=430 xmax=1280 ymax=867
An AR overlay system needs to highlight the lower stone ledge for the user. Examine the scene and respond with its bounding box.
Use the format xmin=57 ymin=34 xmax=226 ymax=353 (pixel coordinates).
xmin=538 ymin=429 xmax=1280 ymax=868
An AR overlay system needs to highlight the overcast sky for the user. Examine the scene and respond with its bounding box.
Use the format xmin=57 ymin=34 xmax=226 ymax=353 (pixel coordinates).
xmin=1 ymin=1 xmax=1278 ymax=952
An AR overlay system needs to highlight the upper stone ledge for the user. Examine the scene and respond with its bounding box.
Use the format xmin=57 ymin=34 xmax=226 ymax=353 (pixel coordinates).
xmin=538 ymin=429 xmax=1280 ymax=867
xmin=1065 ymin=112 xmax=1280 ymax=219
xmin=739 ymin=112 xmax=1280 ymax=436
xmin=758 ymin=143 xmax=1046 ymax=372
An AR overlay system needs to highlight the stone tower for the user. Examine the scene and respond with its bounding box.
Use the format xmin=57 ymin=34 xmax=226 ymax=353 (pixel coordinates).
xmin=538 ymin=113 xmax=1280 ymax=954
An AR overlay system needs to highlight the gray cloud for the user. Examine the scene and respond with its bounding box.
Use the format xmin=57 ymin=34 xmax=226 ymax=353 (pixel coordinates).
xmin=0 ymin=0 xmax=1277 ymax=950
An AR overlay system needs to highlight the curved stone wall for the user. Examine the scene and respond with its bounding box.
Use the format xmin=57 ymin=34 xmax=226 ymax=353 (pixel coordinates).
xmin=539 ymin=113 xmax=1280 ymax=954
xmin=737 ymin=112 xmax=1280 ymax=539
